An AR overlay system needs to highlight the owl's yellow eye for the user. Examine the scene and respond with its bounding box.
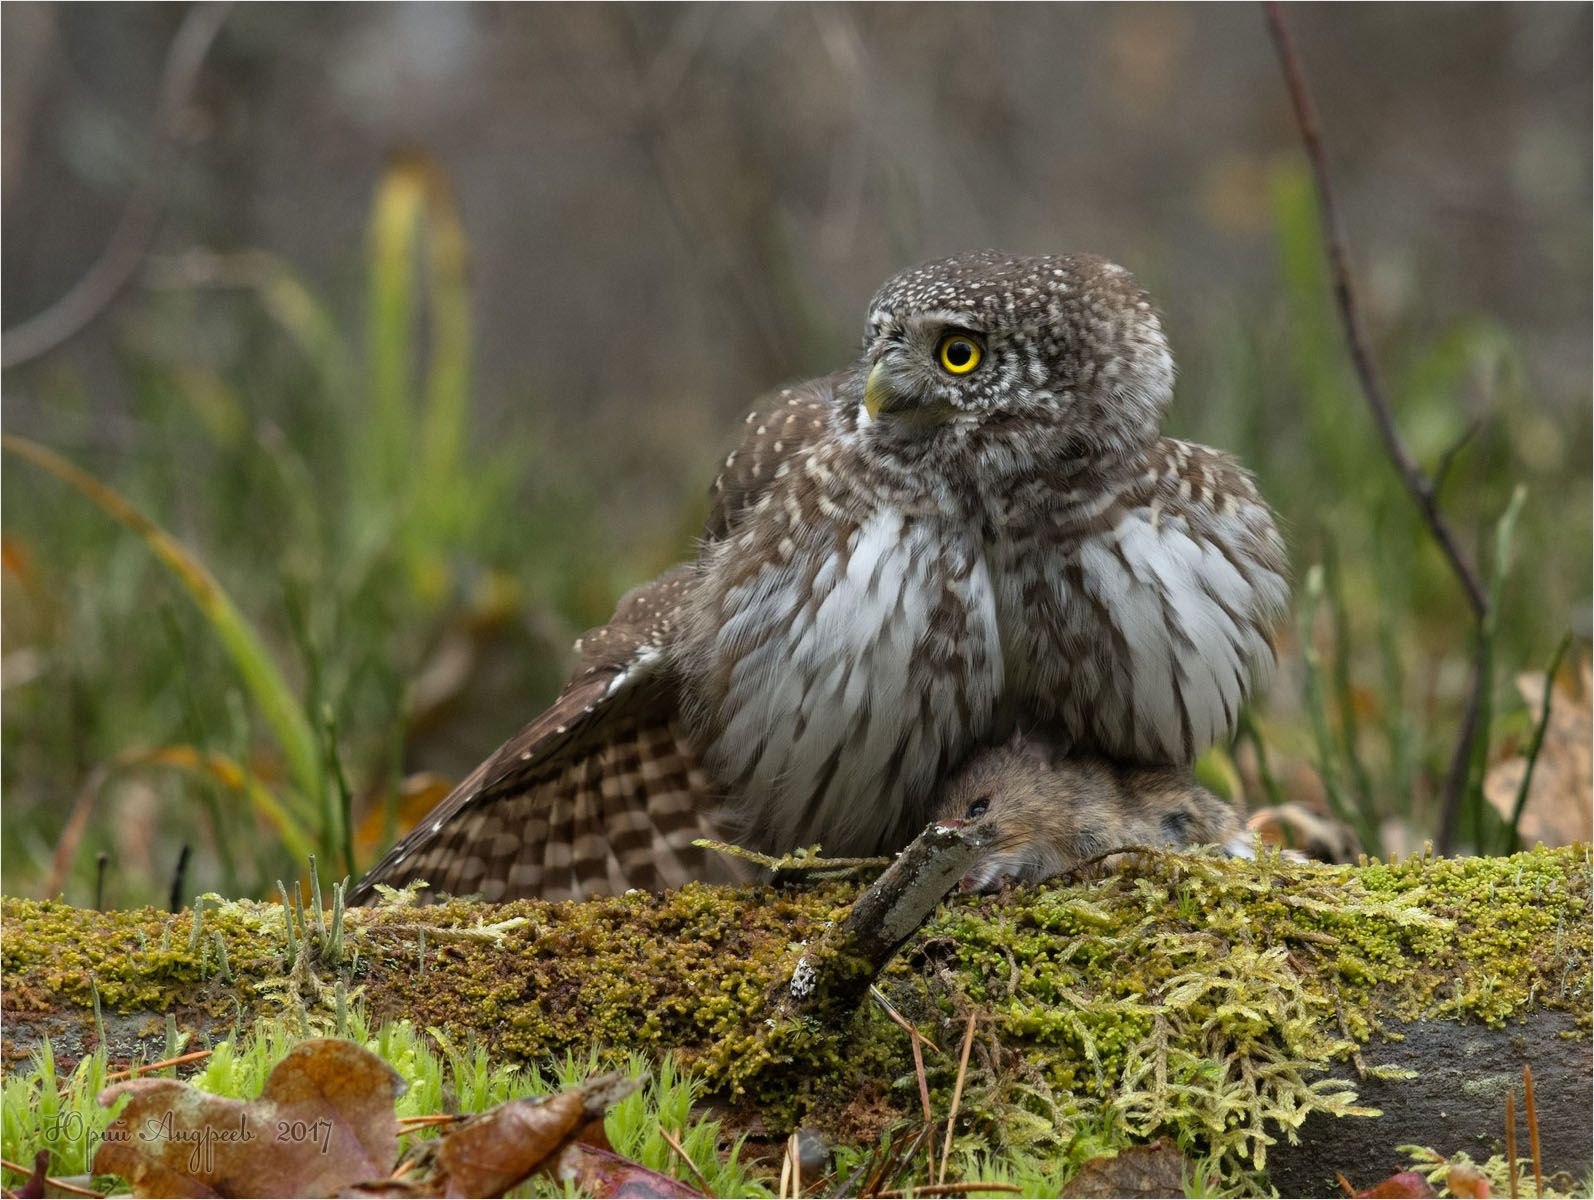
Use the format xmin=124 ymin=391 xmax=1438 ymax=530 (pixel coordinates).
xmin=937 ymin=333 xmax=983 ymax=375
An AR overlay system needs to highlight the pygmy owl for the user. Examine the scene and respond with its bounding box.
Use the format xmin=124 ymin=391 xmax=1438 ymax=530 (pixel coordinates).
xmin=351 ymin=251 xmax=1289 ymax=904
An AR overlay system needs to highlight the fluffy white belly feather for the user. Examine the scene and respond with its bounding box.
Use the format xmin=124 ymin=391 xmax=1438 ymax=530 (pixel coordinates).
xmin=706 ymin=508 xmax=1003 ymax=855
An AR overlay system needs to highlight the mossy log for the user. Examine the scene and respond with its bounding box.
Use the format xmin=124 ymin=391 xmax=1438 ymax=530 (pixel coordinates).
xmin=4 ymin=846 xmax=1590 ymax=1194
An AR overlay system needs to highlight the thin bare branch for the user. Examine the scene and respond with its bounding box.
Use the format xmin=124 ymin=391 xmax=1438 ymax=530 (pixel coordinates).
xmin=937 ymin=1013 xmax=978 ymax=1186
xmin=1262 ymin=3 xmax=1485 ymax=619
xmin=1 ymin=3 xmax=231 ymax=368
xmin=658 ymin=1125 xmax=714 ymax=1196
xmin=1263 ymin=3 xmax=1497 ymax=849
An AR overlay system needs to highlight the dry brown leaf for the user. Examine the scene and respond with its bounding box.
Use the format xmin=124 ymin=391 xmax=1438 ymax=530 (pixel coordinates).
xmin=1061 ymin=1140 xmax=1191 ymax=1198
xmin=1484 ymin=658 xmax=1592 ymax=848
xmin=386 ymin=1071 xmax=641 ymax=1199
xmin=555 ymin=1143 xmax=706 ymax=1199
xmin=1353 ymin=1170 xmax=1437 ymax=1198
xmin=93 ymin=1038 xmax=403 ymax=1198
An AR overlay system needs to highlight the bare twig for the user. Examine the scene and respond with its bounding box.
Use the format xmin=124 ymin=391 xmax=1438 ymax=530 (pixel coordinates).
xmin=936 ymin=1013 xmax=978 ymax=1186
xmin=1262 ymin=4 xmax=1485 ymax=618
xmin=1263 ymin=4 xmax=1495 ymax=849
xmin=1 ymin=3 xmax=231 ymax=368
xmin=395 ymin=1113 xmax=464 ymax=1131
xmin=871 ymin=985 xmax=941 ymax=1182
xmin=104 ymin=1048 xmax=212 ymax=1083
xmin=658 ymin=1125 xmax=714 ymax=1196
xmin=1432 ymin=417 xmax=1484 ymax=501
xmin=785 ymin=819 xmax=993 ymax=1017
xmin=167 ymin=843 xmax=192 ymax=915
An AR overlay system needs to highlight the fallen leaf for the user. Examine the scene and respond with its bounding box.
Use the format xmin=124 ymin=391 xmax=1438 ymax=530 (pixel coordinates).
xmin=555 ymin=1143 xmax=705 ymax=1199
xmin=390 ymin=1071 xmax=642 ymax=1199
xmin=1484 ymin=658 xmax=1593 ymax=848
xmin=1354 ymin=1171 xmax=1437 ymax=1198
xmin=1061 ymin=1140 xmax=1190 ymax=1198
xmin=93 ymin=1038 xmax=404 ymax=1198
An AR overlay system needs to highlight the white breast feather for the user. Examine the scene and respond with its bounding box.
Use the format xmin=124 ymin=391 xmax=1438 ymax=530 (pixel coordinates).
xmin=709 ymin=509 xmax=1001 ymax=855
xmin=1076 ymin=510 xmax=1276 ymax=759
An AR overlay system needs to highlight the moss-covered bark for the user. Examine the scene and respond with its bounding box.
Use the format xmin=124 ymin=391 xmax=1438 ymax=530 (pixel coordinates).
xmin=4 ymin=846 xmax=1590 ymax=1189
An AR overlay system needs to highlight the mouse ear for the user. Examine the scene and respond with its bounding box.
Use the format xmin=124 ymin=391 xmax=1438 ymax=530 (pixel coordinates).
xmin=1008 ymin=728 xmax=1067 ymax=768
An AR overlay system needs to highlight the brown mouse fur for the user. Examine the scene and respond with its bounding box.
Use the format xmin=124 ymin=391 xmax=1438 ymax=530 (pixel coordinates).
xmin=934 ymin=733 xmax=1246 ymax=892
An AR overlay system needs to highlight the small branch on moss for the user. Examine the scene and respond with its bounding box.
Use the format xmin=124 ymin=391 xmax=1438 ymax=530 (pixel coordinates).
xmin=693 ymin=838 xmax=891 ymax=875
xmin=785 ymin=819 xmax=992 ymax=1014
xmin=1263 ymin=4 xmax=1497 ymax=851
xmin=104 ymin=1048 xmax=212 ymax=1083
xmin=0 ymin=1156 xmax=105 ymax=1199
xmin=876 ymin=1185 xmax=1022 ymax=1198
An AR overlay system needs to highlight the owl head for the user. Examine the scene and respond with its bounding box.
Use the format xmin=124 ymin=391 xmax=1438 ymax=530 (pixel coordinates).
xmin=860 ymin=251 xmax=1174 ymax=461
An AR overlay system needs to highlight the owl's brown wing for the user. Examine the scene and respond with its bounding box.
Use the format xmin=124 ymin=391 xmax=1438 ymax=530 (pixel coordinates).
xmin=703 ymin=373 xmax=844 ymax=541
xmin=349 ymin=567 xmax=745 ymax=905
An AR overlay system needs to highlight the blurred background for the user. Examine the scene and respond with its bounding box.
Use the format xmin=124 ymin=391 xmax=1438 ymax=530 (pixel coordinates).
xmin=3 ymin=3 xmax=1589 ymax=907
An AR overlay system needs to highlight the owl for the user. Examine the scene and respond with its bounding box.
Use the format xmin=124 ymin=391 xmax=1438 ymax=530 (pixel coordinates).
xmin=350 ymin=251 xmax=1288 ymax=904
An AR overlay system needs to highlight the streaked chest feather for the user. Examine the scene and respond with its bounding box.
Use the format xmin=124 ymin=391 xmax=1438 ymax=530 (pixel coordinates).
xmin=703 ymin=508 xmax=1003 ymax=855
xmin=996 ymin=502 xmax=1285 ymax=764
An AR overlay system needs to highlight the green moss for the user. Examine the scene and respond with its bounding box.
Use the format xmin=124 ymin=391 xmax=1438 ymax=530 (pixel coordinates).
xmin=4 ymin=845 xmax=1590 ymax=1180
xmin=879 ymin=844 xmax=1591 ymax=1176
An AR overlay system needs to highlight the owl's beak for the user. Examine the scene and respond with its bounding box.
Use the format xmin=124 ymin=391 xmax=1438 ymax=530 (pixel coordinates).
xmin=864 ymin=360 xmax=904 ymax=421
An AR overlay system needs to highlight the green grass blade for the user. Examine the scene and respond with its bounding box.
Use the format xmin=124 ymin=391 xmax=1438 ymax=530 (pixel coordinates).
xmin=415 ymin=159 xmax=473 ymax=536
xmin=364 ymin=155 xmax=426 ymax=511
xmin=1299 ymin=564 xmax=1374 ymax=851
xmin=1371 ymin=512 xmax=1417 ymax=819
xmin=1464 ymin=484 xmax=1527 ymax=850
xmin=114 ymin=745 xmax=317 ymax=868
xmin=3 ymin=435 xmax=323 ymax=826
xmin=1507 ymin=633 xmax=1574 ymax=851
xmin=1320 ymin=536 xmax=1377 ymax=827
xmin=1236 ymin=708 xmax=1285 ymax=810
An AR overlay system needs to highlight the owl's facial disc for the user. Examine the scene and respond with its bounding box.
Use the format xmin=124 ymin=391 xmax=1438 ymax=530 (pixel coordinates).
xmin=862 ymin=251 xmax=1176 ymax=456
xmin=862 ymin=318 xmax=996 ymax=423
